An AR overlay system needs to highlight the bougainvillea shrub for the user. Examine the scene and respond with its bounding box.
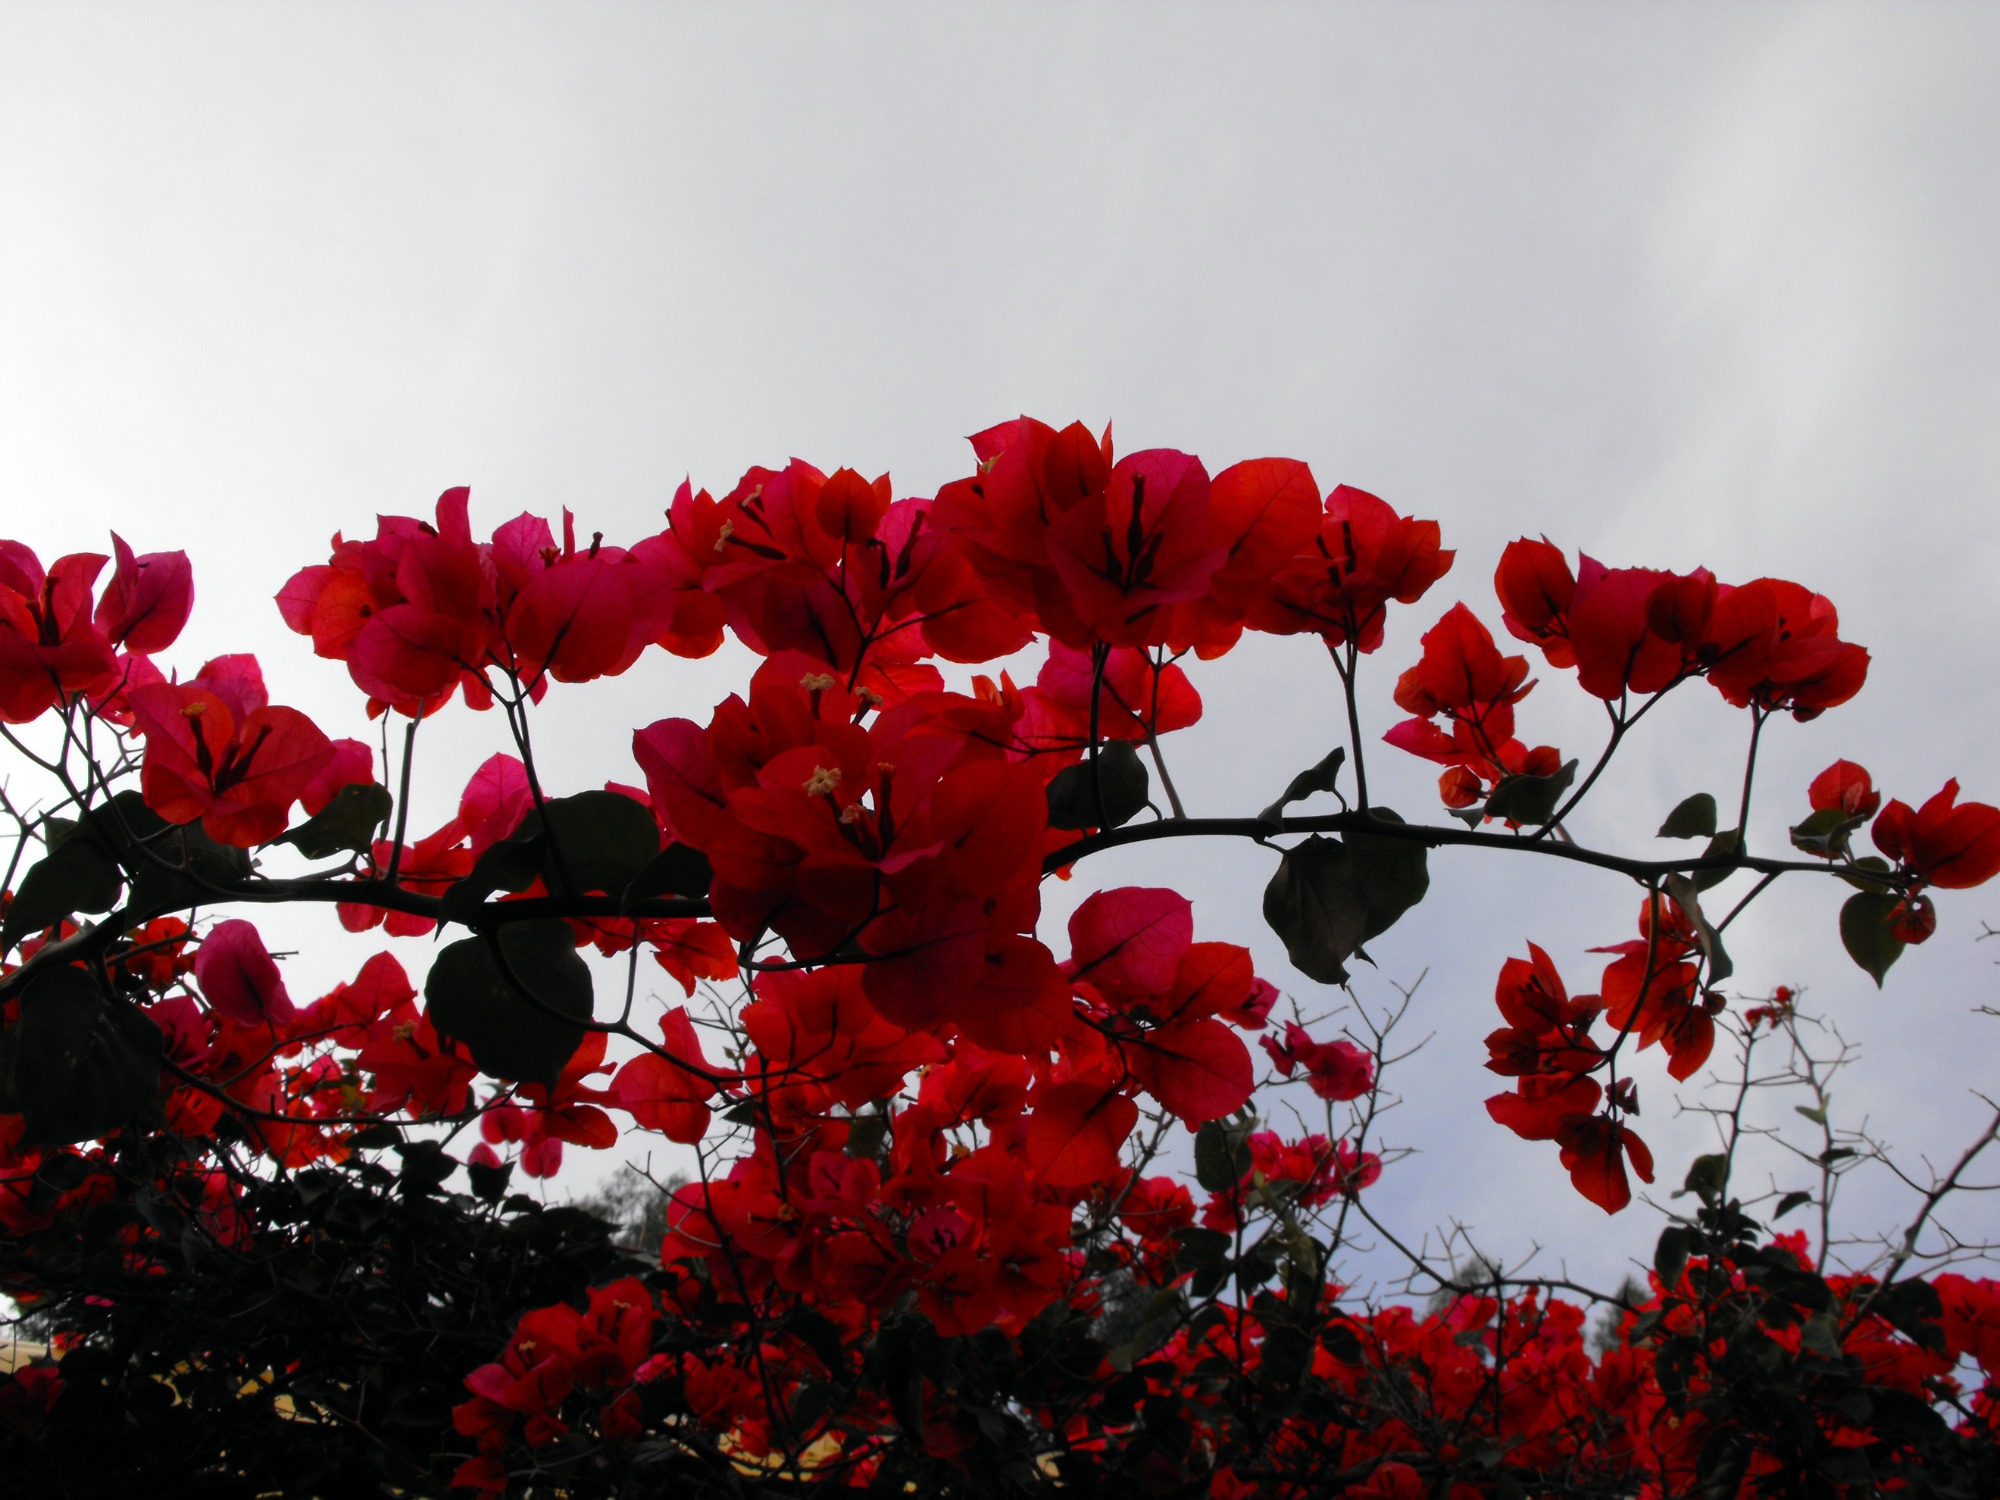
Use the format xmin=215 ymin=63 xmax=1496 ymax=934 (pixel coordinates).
xmin=0 ymin=420 xmax=1995 ymax=1496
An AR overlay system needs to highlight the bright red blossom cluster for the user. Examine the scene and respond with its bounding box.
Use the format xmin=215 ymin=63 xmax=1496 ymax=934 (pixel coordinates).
xmin=2 ymin=414 xmax=1997 ymax=1497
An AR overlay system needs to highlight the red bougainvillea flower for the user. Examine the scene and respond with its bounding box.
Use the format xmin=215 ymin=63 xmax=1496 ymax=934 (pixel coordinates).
xmin=610 ymin=1008 xmax=725 ymax=1145
xmin=1383 ymin=605 xmax=1564 ymax=813
xmin=1248 ymin=485 xmax=1454 ymax=651
xmin=1043 ymin=447 xmax=1225 ymax=647
xmin=1872 ymin=780 xmax=2000 ymax=890
xmin=1391 ymin=604 xmax=1533 ymax=722
xmin=1259 ymin=1022 xmax=1376 ymax=1102
xmin=0 ymin=544 xmax=120 ymax=722
xmin=1566 ymin=559 xmax=1714 ymax=700
xmin=1166 ymin=456 xmax=1323 ymax=658
xmin=1808 ymin=759 xmax=1881 ymax=819
xmin=1555 ymin=1113 xmax=1654 ymax=1214
xmin=93 ymin=533 xmax=194 ymax=654
xmin=1493 ymin=536 xmax=1578 ymax=667
xmin=193 ymin=919 xmax=298 ymax=1028
xmin=1700 ymin=577 xmax=1868 ymax=720
xmin=128 ymin=670 xmax=334 ymax=846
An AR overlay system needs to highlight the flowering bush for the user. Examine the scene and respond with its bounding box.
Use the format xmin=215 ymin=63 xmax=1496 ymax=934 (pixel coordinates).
xmin=0 ymin=418 xmax=1995 ymax=1496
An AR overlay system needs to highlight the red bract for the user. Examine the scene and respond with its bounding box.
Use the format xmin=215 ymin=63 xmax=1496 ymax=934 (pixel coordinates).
xmin=193 ymin=919 xmax=298 ymax=1028
xmin=1248 ymin=484 xmax=1453 ymax=650
xmin=280 ymin=488 xmax=679 ymax=716
xmin=1555 ymin=1114 xmax=1654 ymax=1214
xmin=1022 ymin=642 xmax=1202 ymax=745
xmin=1259 ymin=1022 xmax=1376 ymax=1102
xmin=1121 ymin=1018 xmax=1255 ymax=1124
xmin=1066 ymin=887 xmax=1193 ymax=999
xmin=1493 ymin=536 xmax=1577 ymax=667
xmin=610 ymin=1009 xmax=722 ymax=1144
xmin=740 ymin=967 xmax=946 ymax=1118
xmin=1025 ymin=1081 xmax=1138 ymax=1187
xmin=1566 ymin=558 xmax=1711 ymax=699
xmin=1701 ymin=577 xmax=1868 ymax=719
xmin=1809 ymin=758 xmax=1880 ymax=818
xmin=129 ymin=676 xmax=334 ymax=846
xmin=0 ymin=544 xmax=119 ymax=721
xmin=1168 ymin=457 xmax=1322 ymax=657
xmin=1392 ymin=604 xmax=1532 ymax=721
xmin=1872 ymin=780 xmax=2000 ymax=890
xmin=1044 ymin=448 xmax=1224 ymax=647
xmin=94 ymin=534 xmax=194 ymax=655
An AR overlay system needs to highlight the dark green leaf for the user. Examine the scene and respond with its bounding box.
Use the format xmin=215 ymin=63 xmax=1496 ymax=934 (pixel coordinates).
xmin=621 ymin=842 xmax=713 ymax=907
xmin=1319 ymin=1320 xmax=1363 ymax=1365
xmin=439 ymin=838 xmax=544 ymax=926
xmin=1655 ymin=1225 xmax=1692 ymax=1288
xmin=1194 ymin=1119 xmax=1252 ymax=1193
xmin=1256 ymin=746 xmax=1345 ymax=827
xmin=1773 ymin=1190 xmax=1813 ymax=1220
xmin=273 ymin=782 xmax=392 ymax=859
xmin=1839 ymin=891 xmax=1905 ymax=987
xmin=14 ymin=965 xmax=162 ymax=1145
xmin=442 ymin=791 xmax=662 ymax=923
xmin=1262 ymin=835 xmax=1366 ymax=985
xmin=1835 ymin=854 xmax=1894 ymax=893
xmin=1347 ymin=808 xmax=1431 ymax=944
xmin=1866 ymin=1385 xmax=1949 ymax=1441
xmin=1872 ymin=1277 xmax=1945 ymax=1352
xmin=522 ymin=790 xmax=661 ymax=897
xmin=1172 ymin=1226 xmax=1233 ymax=1270
xmin=394 ymin=1140 xmax=455 ymax=1195
xmin=1788 ymin=804 xmax=1864 ymax=858
xmin=116 ymin=795 xmax=254 ymax=916
xmin=3 ymin=835 xmax=123 ymax=951
xmin=1799 ymin=1310 xmax=1842 ymax=1359
xmin=1482 ymin=757 xmax=1578 ymax=827
xmin=843 ymin=1111 xmax=888 ymax=1160
xmin=1676 ymin=1152 xmax=1728 ymax=1206
xmin=1045 ymin=741 xmax=1149 ymax=831
xmin=425 ymin=919 xmax=592 ymax=1086
xmin=1690 ymin=828 xmax=1742 ymax=892
xmin=1658 ymin=793 xmax=1719 ymax=839
xmin=1258 ymin=1324 xmax=1312 ymax=1386
xmin=1664 ymin=873 xmax=1733 ymax=984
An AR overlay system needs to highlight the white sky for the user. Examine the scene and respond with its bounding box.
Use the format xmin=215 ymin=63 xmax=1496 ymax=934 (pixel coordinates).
xmin=2 ymin=3 xmax=1997 ymax=1296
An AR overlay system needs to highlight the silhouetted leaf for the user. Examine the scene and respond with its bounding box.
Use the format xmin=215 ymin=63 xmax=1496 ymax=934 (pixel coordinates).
xmin=1690 ymin=829 xmax=1742 ymax=893
xmin=1665 ymin=873 xmax=1732 ymax=984
xmin=1347 ymin=808 xmax=1430 ymax=943
xmin=1256 ymin=746 xmax=1345 ymax=827
xmin=1046 ymin=741 xmax=1149 ymax=831
xmin=1788 ymin=805 xmax=1864 ymax=858
xmin=14 ymin=965 xmax=162 ymax=1145
xmin=622 ymin=842 xmax=713 ymax=907
xmin=1262 ymin=835 xmax=1365 ymax=984
xmin=274 ymin=782 xmax=392 ymax=859
xmin=1658 ymin=792 xmax=1718 ymax=839
xmin=1839 ymin=891 xmax=1904 ymax=988
xmin=425 ymin=919 xmax=592 ymax=1086
xmin=1483 ymin=758 xmax=1578 ymax=827
xmin=3 ymin=834 xmax=123 ymax=951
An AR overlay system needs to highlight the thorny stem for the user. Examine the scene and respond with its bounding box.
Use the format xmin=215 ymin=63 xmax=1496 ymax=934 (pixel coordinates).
xmin=1736 ymin=705 xmax=1768 ymax=852
xmin=1329 ymin=639 xmax=1369 ymax=810
xmin=383 ymin=716 xmax=419 ymax=886
xmin=1087 ymin=641 xmax=1111 ymax=829
xmin=1144 ymin=730 xmax=1187 ymax=819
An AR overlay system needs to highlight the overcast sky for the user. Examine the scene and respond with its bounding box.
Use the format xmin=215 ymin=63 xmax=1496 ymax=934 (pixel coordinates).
xmin=3 ymin=3 xmax=1996 ymax=1296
